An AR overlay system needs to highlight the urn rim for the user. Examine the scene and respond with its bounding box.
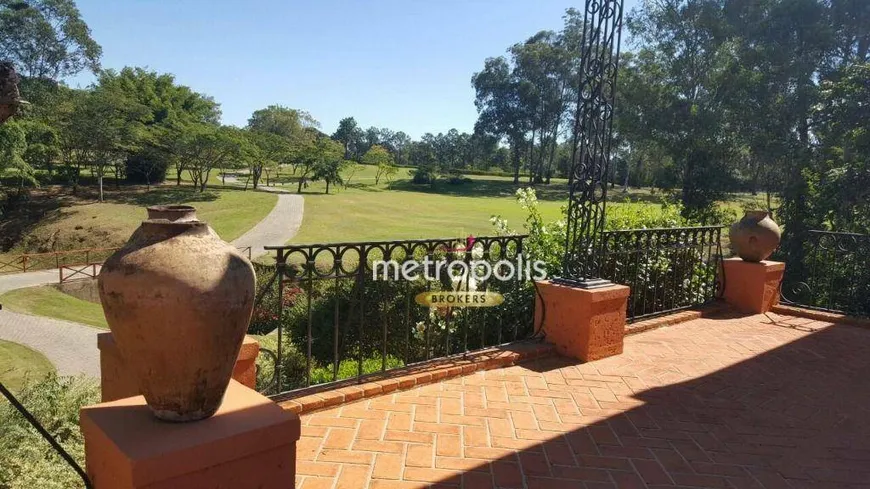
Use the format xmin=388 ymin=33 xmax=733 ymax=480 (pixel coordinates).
xmin=146 ymin=205 xmax=199 ymax=223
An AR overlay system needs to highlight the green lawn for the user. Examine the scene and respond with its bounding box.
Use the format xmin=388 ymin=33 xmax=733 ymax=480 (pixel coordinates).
xmin=261 ymin=165 xmax=767 ymax=245
xmin=283 ymin=168 xmax=685 ymax=244
xmin=0 ymin=286 xmax=109 ymax=329
xmin=290 ymin=185 xmax=564 ymax=244
xmin=0 ymin=340 xmax=55 ymax=392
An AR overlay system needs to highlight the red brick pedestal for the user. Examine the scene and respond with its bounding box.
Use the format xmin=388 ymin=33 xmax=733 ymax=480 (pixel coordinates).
xmin=722 ymin=258 xmax=785 ymax=314
xmin=98 ymin=333 xmax=260 ymax=402
xmin=81 ymin=380 xmax=300 ymax=489
xmin=535 ymin=280 xmax=630 ymax=362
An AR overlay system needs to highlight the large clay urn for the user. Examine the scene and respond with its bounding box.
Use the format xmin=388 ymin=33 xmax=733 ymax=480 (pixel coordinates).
xmin=729 ymin=210 xmax=782 ymax=262
xmin=98 ymin=205 xmax=255 ymax=422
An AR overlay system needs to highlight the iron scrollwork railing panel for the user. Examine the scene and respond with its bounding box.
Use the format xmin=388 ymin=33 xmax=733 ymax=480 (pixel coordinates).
xmin=781 ymin=230 xmax=870 ymax=317
xmin=561 ymin=0 xmax=625 ymax=284
xmin=252 ymin=236 xmax=534 ymax=398
xmin=599 ymin=226 xmax=723 ymax=321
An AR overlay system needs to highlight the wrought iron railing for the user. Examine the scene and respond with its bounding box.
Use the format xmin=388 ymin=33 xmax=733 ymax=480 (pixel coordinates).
xmin=599 ymin=226 xmax=724 ymax=321
xmin=781 ymin=230 xmax=870 ymax=317
xmin=251 ymin=235 xmax=534 ymax=398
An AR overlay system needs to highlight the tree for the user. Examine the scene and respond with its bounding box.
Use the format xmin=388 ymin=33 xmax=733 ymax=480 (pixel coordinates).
xmin=246 ymin=105 xmax=318 ymax=188
xmin=388 ymin=131 xmax=411 ymax=166
xmin=245 ymin=130 xmax=290 ymax=189
xmin=624 ymin=0 xmax=740 ymax=222
xmin=96 ymin=67 xmax=221 ymax=185
xmin=247 ymin=105 xmax=316 ymax=140
xmin=343 ymin=161 xmax=362 ymax=187
xmin=20 ymin=119 xmax=59 ymax=177
xmin=312 ymin=140 xmax=347 ymax=194
xmin=0 ymin=0 xmax=102 ymax=80
xmin=301 ymin=137 xmax=343 ymax=193
xmin=363 ymin=144 xmax=397 ymax=185
xmin=809 ymin=62 xmax=870 ymax=232
xmin=407 ymin=139 xmax=438 ymax=184
xmin=472 ymin=56 xmax=528 ymax=184
xmin=176 ymin=124 xmax=245 ymax=192
xmin=0 ymin=120 xmax=34 ymax=188
xmin=57 ymin=87 xmax=146 ymax=200
xmin=332 ymin=116 xmax=362 ymax=160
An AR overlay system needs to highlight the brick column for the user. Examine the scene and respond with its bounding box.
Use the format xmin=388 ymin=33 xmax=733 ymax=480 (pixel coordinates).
xmin=722 ymin=258 xmax=785 ymax=314
xmin=535 ymin=281 xmax=630 ymax=362
xmin=81 ymin=380 xmax=300 ymax=489
xmin=98 ymin=333 xmax=260 ymax=402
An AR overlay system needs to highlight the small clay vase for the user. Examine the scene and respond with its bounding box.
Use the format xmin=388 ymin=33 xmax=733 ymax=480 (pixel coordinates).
xmin=729 ymin=210 xmax=782 ymax=262
xmin=98 ymin=205 xmax=255 ymax=422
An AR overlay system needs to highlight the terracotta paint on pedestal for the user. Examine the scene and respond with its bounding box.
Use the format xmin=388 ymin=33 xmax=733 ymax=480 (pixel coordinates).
xmin=80 ymin=380 xmax=300 ymax=489
xmin=722 ymin=258 xmax=785 ymax=314
xmin=535 ymin=281 xmax=630 ymax=362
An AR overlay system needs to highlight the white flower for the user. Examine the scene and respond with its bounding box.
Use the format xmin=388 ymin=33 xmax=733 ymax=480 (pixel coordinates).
xmin=471 ymin=246 xmax=484 ymax=260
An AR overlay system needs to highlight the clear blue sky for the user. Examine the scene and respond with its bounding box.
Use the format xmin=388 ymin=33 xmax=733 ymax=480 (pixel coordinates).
xmin=70 ymin=0 xmax=639 ymax=139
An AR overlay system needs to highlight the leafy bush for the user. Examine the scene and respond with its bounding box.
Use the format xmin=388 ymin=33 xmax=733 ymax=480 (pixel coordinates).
xmin=491 ymin=188 xmax=721 ymax=317
xmin=490 ymin=188 xmax=696 ymax=277
xmin=0 ymin=375 xmax=99 ymax=489
xmin=446 ymin=174 xmax=473 ymax=185
xmin=125 ymin=147 xmax=169 ymax=185
xmin=411 ymin=168 xmax=436 ymax=184
xmin=309 ymin=355 xmax=404 ymax=384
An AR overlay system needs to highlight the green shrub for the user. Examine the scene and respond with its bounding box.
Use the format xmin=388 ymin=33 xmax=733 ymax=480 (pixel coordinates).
xmin=491 ymin=188 xmax=705 ymax=276
xmin=0 ymin=375 xmax=99 ymax=489
xmin=309 ymin=355 xmax=404 ymax=384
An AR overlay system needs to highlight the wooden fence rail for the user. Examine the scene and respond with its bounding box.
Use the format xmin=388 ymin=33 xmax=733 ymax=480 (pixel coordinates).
xmin=2 ymin=246 xmax=256 ymax=277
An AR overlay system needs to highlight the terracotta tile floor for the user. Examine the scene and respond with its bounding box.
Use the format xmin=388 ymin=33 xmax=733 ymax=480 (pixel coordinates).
xmin=296 ymin=311 xmax=870 ymax=488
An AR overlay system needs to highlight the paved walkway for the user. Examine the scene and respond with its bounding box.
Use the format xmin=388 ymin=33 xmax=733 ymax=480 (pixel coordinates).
xmin=0 ymin=309 xmax=101 ymax=377
xmin=0 ymin=189 xmax=304 ymax=377
xmin=0 ymin=269 xmax=58 ymax=294
xmin=231 ymin=191 xmax=304 ymax=259
xmin=296 ymin=312 xmax=870 ymax=489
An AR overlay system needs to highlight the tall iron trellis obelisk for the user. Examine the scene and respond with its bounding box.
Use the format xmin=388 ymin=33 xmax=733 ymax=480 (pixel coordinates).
xmin=555 ymin=0 xmax=625 ymax=288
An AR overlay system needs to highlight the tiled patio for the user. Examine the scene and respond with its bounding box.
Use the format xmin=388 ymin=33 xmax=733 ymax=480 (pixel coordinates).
xmin=295 ymin=311 xmax=870 ymax=489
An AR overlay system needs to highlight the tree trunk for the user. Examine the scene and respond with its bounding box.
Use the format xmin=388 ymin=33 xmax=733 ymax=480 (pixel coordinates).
xmin=527 ymin=132 xmax=535 ymax=184
xmin=622 ymin=158 xmax=630 ymax=193
xmin=297 ymin=177 xmax=305 ymax=193
xmin=176 ymin=168 xmax=182 ymax=186
xmin=252 ymin=167 xmax=261 ymax=189
xmin=326 ymin=180 xmax=330 ymax=194
xmin=98 ymin=172 xmax=104 ymax=202
xmin=511 ymin=142 xmax=520 ymax=184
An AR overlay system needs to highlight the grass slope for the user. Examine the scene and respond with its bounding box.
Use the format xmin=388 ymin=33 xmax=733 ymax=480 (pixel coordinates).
xmin=3 ymin=186 xmax=276 ymax=256
xmin=0 ymin=340 xmax=55 ymax=392
xmin=0 ymin=286 xmax=108 ymax=329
